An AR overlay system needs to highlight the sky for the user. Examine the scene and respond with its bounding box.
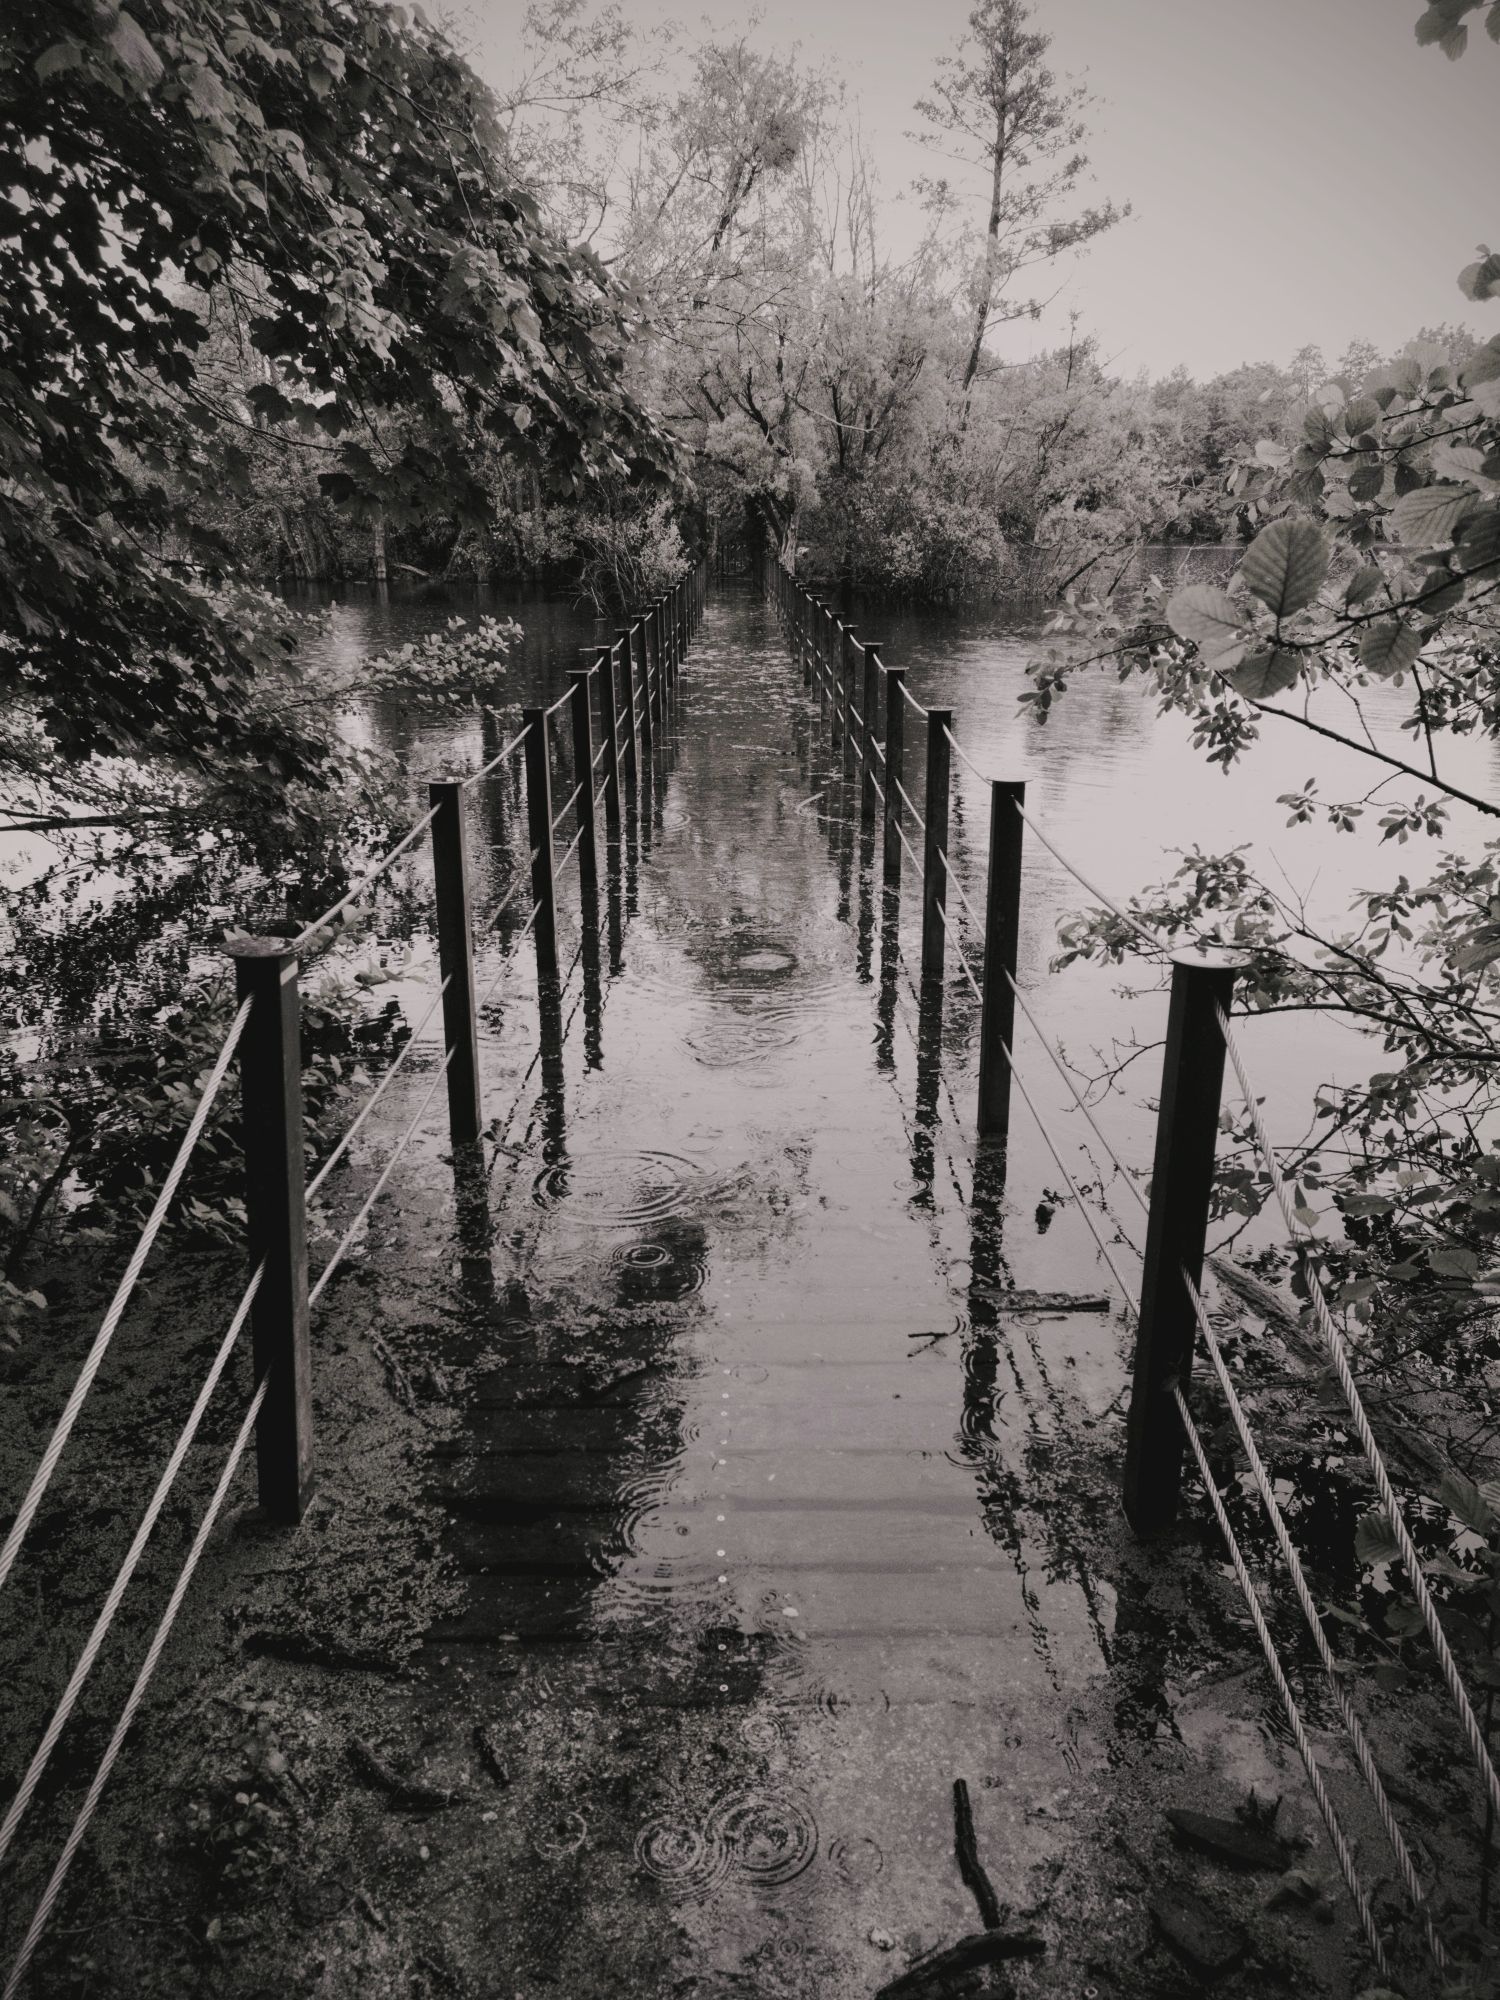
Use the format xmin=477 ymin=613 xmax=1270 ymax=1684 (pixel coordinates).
xmin=462 ymin=0 xmax=1500 ymax=381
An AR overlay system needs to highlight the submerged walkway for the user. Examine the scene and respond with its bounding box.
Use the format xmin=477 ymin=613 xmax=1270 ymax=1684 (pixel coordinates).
xmin=5 ymin=583 xmax=1419 ymax=2000
xmin=394 ymin=590 xmax=1145 ymax=1993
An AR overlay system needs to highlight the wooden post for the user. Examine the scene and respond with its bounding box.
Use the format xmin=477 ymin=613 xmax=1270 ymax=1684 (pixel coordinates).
xmin=522 ymin=707 xmax=558 ymax=982
xmin=1123 ymin=950 xmax=1247 ymax=1535
xmin=566 ymin=669 xmax=599 ymax=918
xmin=921 ymin=708 xmax=953 ymax=981
xmin=883 ymin=669 xmax=906 ymax=885
xmin=589 ymin=644 xmax=622 ymax=841
xmin=614 ymin=630 xmax=639 ymax=787
xmin=976 ymin=781 xmax=1025 ymax=1142
xmin=860 ymin=643 xmax=880 ymax=825
xmin=842 ymin=625 xmax=860 ymax=778
xmin=633 ymin=616 xmax=654 ymax=761
xmin=229 ymin=940 xmax=314 ymax=1522
xmin=427 ymin=781 xmax=484 ymax=1152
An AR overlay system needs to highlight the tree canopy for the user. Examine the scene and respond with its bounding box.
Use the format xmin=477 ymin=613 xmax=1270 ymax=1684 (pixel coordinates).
xmin=0 ymin=0 xmax=673 ymax=791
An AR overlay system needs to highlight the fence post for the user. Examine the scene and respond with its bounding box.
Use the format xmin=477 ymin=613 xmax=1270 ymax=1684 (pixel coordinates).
xmin=921 ymin=708 xmax=953 ymax=981
xmin=614 ymin=629 xmax=639 ymax=787
xmin=566 ymin=668 xmax=600 ymax=918
xmin=587 ymin=644 xmax=622 ymax=841
xmin=883 ymin=669 xmax=906 ymax=885
xmin=633 ymin=616 xmax=655 ymax=761
xmin=521 ymin=707 xmax=559 ymax=983
xmin=427 ymin=781 xmax=484 ymax=1153
xmin=1123 ymin=950 xmax=1248 ymax=1535
xmin=842 ymin=627 xmax=861 ymax=778
xmin=977 ymin=781 xmax=1025 ymax=1142
xmin=229 ymin=941 xmax=314 ymax=1522
xmin=860 ymin=643 xmax=880 ymax=826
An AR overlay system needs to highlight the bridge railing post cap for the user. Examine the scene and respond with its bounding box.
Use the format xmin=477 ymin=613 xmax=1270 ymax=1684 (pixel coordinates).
xmin=226 ymin=935 xmax=298 ymax=960
xmin=1168 ymin=944 xmax=1254 ymax=973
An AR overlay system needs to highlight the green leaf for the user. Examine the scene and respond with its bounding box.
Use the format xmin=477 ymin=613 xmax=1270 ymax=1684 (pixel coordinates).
xmin=1347 ymin=463 xmax=1384 ymax=503
xmin=1165 ymin=584 xmax=1250 ymax=662
xmin=1455 ymin=506 xmax=1500 ymax=578
xmin=1389 ymin=482 xmax=1479 ymax=545
xmin=1227 ymin=648 xmax=1300 ymax=701
xmin=1437 ymin=1464 xmax=1495 ymax=1533
xmin=1354 ymin=1510 xmax=1402 ymax=1567
xmin=1412 ymin=572 xmax=1465 ymax=617
xmin=35 ymin=39 xmax=83 ymax=80
xmin=1459 ymin=248 xmax=1500 ymax=301
xmin=1359 ymin=620 xmax=1422 ymax=677
xmin=1239 ymin=516 xmax=1329 ymax=619
xmin=1429 ymin=1244 xmax=1482 ymax=1280
xmin=106 ymin=12 xmax=163 ymax=85
xmin=1344 ymin=565 xmax=1385 ymax=607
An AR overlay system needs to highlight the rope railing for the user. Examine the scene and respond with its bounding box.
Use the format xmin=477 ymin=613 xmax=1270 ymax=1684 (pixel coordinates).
xmin=1003 ymin=969 xmax=1150 ymax=1224
xmin=290 ymin=803 xmax=443 ymax=952
xmin=1011 ymin=799 xmax=1167 ymax=956
xmin=306 ymin=976 xmax=453 ymax=1203
xmin=1182 ymin=1268 xmax=1449 ymax=1973
xmin=0 ymin=563 xmax=713 ymax=1995
xmin=0 ymin=993 xmax=254 ymax=1602
xmin=0 ymin=1261 xmax=264 ymax=1871
xmin=1215 ymin=1000 xmax=1500 ymax=1826
xmin=894 ymin=777 xmax=925 ymax=832
xmin=898 ymin=678 xmax=928 ymax=719
xmin=767 ymin=560 xmax=1472 ymax=1960
xmin=550 ymin=780 xmax=584 ymax=835
xmin=943 ymin=724 xmax=989 ymax=785
xmin=308 ymin=1046 xmax=457 ymax=1309
xmin=1170 ymin=1378 xmax=1390 ymax=1977
xmin=2 ymin=1362 xmax=272 ymax=2000
xmin=460 ymin=721 xmax=533 ymax=792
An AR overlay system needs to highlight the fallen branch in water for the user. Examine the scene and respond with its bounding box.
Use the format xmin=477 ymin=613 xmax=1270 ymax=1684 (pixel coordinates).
xmin=348 ymin=1735 xmax=463 ymax=1810
xmin=953 ymin=1778 xmax=1003 ymax=1930
xmin=874 ymin=1930 xmax=1046 ymax=1999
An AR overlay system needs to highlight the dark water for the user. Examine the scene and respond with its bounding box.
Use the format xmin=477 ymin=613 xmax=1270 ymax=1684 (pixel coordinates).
xmin=277 ymin=578 xmax=1492 ymax=1986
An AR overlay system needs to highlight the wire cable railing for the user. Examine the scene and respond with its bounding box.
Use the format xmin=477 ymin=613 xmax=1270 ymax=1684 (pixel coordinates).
xmin=1 ymin=563 xmax=710 ymax=1992
xmin=460 ymin=721 xmax=533 ymax=792
xmin=768 ymin=560 xmax=1473 ymax=1961
xmin=1169 ymin=1376 xmax=1391 ymax=1977
xmin=1216 ymin=999 xmax=1500 ymax=1826
xmin=2 ymin=1360 xmax=272 ymax=2000
xmin=1181 ymin=1267 xmax=1449 ymax=1974
xmin=0 ymin=993 xmax=254 ymax=1602
xmin=0 ymin=1260 xmax=264 ymax=1871
xmin=550 ymin=780 xmax=584 ymax=835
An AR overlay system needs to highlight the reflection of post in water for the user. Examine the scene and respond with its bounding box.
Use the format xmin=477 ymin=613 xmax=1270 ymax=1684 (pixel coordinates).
xmin=581 ymin=905 xmax=604 ymax=1070
xmin=604 ymin=833 xmax=625 ymax=975
xmin=536 ymin=970 xmax=567 ymax=1166
xmin=835 ymin=771 xmax=855 ymax=927
xmin=453 ymin=1142 xmax=496 ymax=1300
xmin=961 ymin=1140 xmax=1010 ymax=1440
xmin=910 ymin=969 xmax=944 ymax=1209
xmin=855 ymin=814 xmax=876 ymax=985
xmin=623 ymin=791 xmax=640 ymax=919
xmin=875 ymin=882 xmax=900 ymax=1075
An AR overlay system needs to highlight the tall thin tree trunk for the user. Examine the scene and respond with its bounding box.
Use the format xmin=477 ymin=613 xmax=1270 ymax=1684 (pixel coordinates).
xmin=962 ymin=68 xmax=1010 ymax=399
xmin=371 ymin=507 xmax=388 ymax=585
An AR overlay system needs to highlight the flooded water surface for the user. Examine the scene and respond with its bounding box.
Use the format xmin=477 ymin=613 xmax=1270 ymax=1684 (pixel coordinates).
xmin=249 ymin=574 xmax=1495 ymax=1994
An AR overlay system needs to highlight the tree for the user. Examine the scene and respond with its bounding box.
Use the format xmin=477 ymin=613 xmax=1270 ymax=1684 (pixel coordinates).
xmin=1025 ymin=7 xmax=1500 ymax=1537
xmin=0 ymin=0 xmax=674 ymax=807
xmin=913 ymin=0 xmax=1125 ymax=397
